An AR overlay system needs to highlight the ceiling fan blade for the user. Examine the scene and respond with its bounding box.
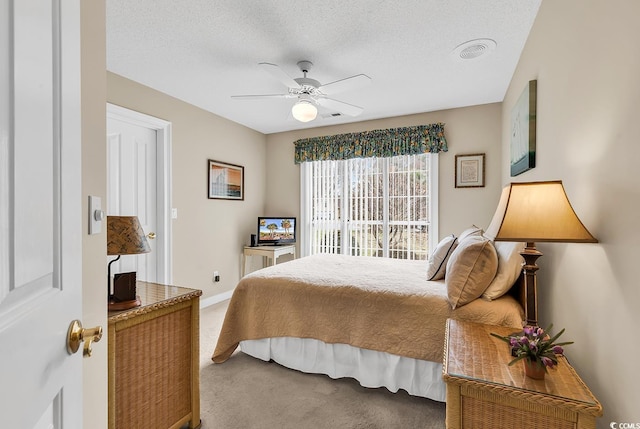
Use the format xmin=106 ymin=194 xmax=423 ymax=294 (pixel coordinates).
xmin=259 ymin=62 xmax=301 ymax=89
xmin=316 ymin=97 xmax=364 ymax=117
xmin=231 ymin=93 xmax=292 ymax=100
xmin=319 ymin=74 xmax=371 ymax=95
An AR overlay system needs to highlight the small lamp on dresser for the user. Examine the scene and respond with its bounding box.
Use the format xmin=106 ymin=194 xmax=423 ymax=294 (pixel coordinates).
xmin=106 ymin=215 xmax=151 ymax=311
xmin=484 ymin=181 xmax=597 ymax=327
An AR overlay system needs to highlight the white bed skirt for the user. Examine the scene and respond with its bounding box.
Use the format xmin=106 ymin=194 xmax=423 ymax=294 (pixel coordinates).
xmin=240 ymin=337 xmax=446 ymax=402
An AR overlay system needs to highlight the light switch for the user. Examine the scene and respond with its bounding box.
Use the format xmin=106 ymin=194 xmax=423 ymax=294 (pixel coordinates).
xmin=89 ymin=196 xmax=104 ymax=235
xmin=171 ymin=208 xmax=178 ymax=219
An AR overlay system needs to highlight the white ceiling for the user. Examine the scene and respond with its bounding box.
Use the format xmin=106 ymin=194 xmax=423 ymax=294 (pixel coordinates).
xmin=106 ymin=0 xmax=541 ymax=135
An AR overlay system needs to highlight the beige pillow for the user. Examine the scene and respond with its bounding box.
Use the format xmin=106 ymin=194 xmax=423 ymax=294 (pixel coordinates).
xmin=458 ymin=225 xmax=483 ymax=241
xmin=426 ymin=234 xmax=458 ymax=280
xmin=446 ymin=235 xmax=498 ymax=308
xmin=482 ymin=241 xmax=524 ymax=301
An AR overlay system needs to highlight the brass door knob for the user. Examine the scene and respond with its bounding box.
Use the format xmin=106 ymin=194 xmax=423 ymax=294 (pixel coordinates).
xmin=147 ymin=232 xmax=156 ymax=239
xmin=66 ymin=320 xmax=103 ymax=357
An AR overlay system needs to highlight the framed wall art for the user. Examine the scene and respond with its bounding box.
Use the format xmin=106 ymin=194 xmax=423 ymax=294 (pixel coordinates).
xmin=455 ymin=153 xmax=485 ymax=188
xmin=208 ymin=159 xmax=244 ymax=200
xmin=510 ymin=79 xmax=537 ymax=176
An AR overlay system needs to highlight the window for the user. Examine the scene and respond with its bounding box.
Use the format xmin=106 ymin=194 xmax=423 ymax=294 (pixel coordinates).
xmin=300 ymin=153 xmax=438 ymax=259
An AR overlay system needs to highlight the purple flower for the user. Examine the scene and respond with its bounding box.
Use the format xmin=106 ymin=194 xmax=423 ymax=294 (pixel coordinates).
xmin=493 ymin=324 xmax=572 ymax=368
xmin=541 ymin=356 xmax=554 ymax=367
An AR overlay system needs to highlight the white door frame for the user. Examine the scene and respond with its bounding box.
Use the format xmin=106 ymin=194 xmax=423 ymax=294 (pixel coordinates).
xmin=107 ymin=103 xmax=173 ymax=284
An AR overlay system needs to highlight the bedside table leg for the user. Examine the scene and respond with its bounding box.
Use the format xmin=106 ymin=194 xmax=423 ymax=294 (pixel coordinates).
xmin=445 ymin=384 xmax=461 ymax=429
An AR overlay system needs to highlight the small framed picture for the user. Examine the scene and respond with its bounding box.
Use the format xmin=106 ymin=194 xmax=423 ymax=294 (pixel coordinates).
xmin=208 ymin=159 xmax=244 ymax=200
xmin=455 ymin=153 xmax=485 ymax=188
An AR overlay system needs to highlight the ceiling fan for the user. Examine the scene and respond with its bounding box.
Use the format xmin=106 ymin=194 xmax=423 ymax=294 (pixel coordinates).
xmin=231 ymin=61 xmax=371 ymax=122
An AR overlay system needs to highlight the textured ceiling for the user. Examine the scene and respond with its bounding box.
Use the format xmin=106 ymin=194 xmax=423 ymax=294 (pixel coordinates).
xmin=106 ymin=0 xmax=541 ymax=135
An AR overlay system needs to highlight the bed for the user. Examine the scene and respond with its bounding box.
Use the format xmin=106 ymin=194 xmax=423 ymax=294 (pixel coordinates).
xmin=212 ymin=243 xmax=525 ymax=402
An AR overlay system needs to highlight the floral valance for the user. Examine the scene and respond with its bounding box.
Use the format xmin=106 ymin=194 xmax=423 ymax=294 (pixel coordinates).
xmin=293 ymin=123 xmax=448 ymax=164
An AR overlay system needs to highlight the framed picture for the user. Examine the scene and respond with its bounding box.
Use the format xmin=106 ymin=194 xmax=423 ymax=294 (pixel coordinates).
xmin=510 ymin=79 xmax=537 ymax=176
xmin=208 ymin=159 xmax=244 ymax=200
xmin=455 ymin=153 xmax=485 ymax=188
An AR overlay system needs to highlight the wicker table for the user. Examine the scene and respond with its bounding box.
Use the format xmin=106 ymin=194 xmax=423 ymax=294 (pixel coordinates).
xmin=108 ymin=281 xmax=202 ymax=429
xmin=442 ymin=319 xmax=602 ymax=429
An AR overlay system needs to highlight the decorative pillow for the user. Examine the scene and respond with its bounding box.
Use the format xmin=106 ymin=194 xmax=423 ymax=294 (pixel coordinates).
xmin=482 ymin=241 xmax=524 ymax=301
xmin=458 ymin=225 xmax=483 ymax=242
xmin=426 ymin=234 xmax=458 ymax=280
xmin=446 ymin=235 xmax=498 ymax=309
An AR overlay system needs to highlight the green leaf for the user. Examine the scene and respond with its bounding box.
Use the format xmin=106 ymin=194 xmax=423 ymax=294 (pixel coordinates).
xmin=507 ymin=355 xmax=526 ymax=365
xmin=490 ymin=332 xmax=510 ymax=343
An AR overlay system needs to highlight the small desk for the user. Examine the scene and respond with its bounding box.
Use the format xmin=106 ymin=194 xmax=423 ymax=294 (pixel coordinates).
xmin=243 ymin=244 xmax=296 ymax=276
xmin=442 ymin=319 xmax=602 ymax=429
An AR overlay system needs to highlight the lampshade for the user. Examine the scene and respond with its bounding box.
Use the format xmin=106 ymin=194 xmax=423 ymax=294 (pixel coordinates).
xmin=291 ymin=100 xmax=318 ymax=122
xmin=107 ymin=216 xmax=151 ymax=255
xmin=485 ymin=181 xmax=597 ymax=243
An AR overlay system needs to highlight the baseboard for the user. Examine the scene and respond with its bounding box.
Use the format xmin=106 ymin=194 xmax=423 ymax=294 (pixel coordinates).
xmin=200 ymin=289 xmax=233 ymax=309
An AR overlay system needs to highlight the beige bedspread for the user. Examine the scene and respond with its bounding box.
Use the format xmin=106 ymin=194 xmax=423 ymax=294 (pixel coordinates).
xmin=212 ymin=254 xmax=523 ymax=363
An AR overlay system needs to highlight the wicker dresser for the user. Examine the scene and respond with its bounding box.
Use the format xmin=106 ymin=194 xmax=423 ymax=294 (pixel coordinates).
xmin=108 ymin=281 xmax=202 ymax=429
xmin=443 ymin=319 xmax=602 ymax=429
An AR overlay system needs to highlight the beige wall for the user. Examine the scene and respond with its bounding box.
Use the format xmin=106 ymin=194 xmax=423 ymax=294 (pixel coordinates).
xmin=81 ymin=1 xmax=107 ymax=428
xmin=265 ymin=103 xmax=504 ymax=245
xmin=502 ymin=0 xmax=640 ymax=426
xmin=107 ymin=73 xmax=267 ymax=301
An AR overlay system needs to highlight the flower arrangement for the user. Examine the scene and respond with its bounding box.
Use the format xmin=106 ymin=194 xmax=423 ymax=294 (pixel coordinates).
xmin=491 ymin=324 xmax=573 ymax=372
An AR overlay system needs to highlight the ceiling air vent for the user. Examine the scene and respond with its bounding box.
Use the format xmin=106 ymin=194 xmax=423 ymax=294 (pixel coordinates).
xmin=321 ymin=112 xmax=343 ymax=119
xmin=451 ymin=38 xmax=497 ymax=61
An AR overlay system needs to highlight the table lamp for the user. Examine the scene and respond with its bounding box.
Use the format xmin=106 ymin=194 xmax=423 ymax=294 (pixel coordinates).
xmin=484 ymin=181 xmax=597 ymax=327
xmin=107 ymin=215 xmax=151 ymax=310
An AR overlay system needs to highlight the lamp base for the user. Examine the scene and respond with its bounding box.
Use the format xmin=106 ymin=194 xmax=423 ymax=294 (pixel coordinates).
xmin=108 ymin=296 xmax=141 ymax=311
xmin=520 ymin=242 xmax=542 ymax=327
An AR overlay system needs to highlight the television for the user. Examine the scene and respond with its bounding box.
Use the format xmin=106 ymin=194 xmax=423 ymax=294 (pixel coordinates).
xmin=257 ymin=217 xmax=296 ymax=246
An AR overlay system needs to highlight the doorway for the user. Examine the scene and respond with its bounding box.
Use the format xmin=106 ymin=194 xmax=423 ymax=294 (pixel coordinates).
xmin=106 ymin=104 xmax=173 ymax=284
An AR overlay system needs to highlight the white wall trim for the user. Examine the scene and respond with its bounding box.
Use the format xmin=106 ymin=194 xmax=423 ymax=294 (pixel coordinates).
xmin=299 ymin=163 xmax=311 ymax=257
xmin=200 ymin=289 xmax=233 ymax=309
xmin=429 ymin=153 xmax=439 ymax=254
xmin=106 ymin=103 xmax=174 ymax=284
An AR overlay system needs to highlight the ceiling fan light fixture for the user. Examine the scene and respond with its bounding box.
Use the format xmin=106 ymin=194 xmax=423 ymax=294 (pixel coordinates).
xmin=291 ymin=100 xmax=317 ymax=122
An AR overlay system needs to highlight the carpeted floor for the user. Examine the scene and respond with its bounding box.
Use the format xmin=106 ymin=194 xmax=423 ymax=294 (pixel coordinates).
xmin=198 ymin=301 xmax=446 ymax=429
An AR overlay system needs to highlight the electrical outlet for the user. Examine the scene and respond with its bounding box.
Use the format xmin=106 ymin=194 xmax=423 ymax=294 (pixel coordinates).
xmin=213 ymin=271 xmax=220 ymax=282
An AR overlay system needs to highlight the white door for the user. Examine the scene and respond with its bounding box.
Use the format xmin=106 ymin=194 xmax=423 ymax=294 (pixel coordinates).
xmin=107 ymin=117 xmax=158 ymax=282
xmin=0 ymin=0 xmax=83 ymax=428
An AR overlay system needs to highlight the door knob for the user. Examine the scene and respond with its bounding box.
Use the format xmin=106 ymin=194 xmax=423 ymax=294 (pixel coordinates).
xmin=147 ymin=232 xmax=156 ymax=239
xmin=66 ymin=320 xmax=103 ymax=357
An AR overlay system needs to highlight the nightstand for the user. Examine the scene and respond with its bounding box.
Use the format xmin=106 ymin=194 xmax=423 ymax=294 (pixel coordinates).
xmin=442 ymin=319 xmax=603 ymax=429
xmin=108 ymin=281 xmax=202 ymax=429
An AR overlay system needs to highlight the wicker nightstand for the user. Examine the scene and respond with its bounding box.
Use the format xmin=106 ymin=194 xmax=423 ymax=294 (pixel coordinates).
xmin=442 ymin=319 xmax=603 ymax=429
xmin=108 ymin=281 xmax=202 ymax=429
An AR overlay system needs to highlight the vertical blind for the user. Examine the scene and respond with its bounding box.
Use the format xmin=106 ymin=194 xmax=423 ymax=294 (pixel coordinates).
xmin=297 ymin=123 xmax=446 ymax=259
xmin=305 ymin=153 xmax=433 ymax=260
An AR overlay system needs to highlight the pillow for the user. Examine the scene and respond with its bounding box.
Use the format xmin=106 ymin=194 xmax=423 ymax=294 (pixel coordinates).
xmin=482 ymin=241 xmax=524 ymax=301
xmin=426 ymin=234 xmax=458 ymax=280
xmin=458 ymin=225 xmax=483 ymax=242
xmin=445 ymin=235 xmax=498 ymax=309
